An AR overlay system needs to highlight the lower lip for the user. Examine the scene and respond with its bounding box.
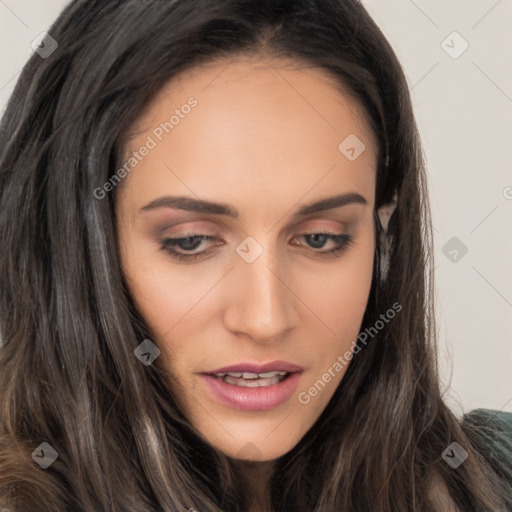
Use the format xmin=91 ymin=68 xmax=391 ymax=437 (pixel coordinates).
xmin=200 ymin=372 xmax=303 ymax=411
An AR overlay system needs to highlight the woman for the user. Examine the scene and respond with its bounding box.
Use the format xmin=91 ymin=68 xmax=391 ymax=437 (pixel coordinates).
xmin=0 ymin=0 xmax=510 ymax=511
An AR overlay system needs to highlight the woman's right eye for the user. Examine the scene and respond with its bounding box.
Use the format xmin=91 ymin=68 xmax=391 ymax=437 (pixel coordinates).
xmin=159 ymin=235 xmax=215 ymax=261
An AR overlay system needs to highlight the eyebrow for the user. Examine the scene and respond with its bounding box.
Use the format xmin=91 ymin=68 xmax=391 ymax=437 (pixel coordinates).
xmin=140 ymin=192 xmax=367 ymax=218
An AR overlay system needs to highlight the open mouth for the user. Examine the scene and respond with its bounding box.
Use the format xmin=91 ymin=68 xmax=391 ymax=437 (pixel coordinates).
xmin=210 ymin=370 xmax=291 ymax=387
xmin=201 ymin=370 xmax=302 ymax=411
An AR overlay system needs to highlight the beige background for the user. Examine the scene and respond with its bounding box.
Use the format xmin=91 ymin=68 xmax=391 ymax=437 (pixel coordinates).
xmin=1 ymin=0 xmax=511 ymax=415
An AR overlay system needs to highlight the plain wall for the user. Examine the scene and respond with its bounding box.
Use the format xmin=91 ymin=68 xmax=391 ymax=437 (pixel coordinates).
xmin=1 ymin=0 xmax=511 ymax=415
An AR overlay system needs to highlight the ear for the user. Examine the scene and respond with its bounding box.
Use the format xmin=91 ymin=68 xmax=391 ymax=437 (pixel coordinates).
xmin=376 ymin=192 xmax=398 ymax=234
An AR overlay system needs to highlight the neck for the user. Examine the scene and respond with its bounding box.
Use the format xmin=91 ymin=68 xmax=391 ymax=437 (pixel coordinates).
xmin=234 ymin=459 xmax=274 ymax=512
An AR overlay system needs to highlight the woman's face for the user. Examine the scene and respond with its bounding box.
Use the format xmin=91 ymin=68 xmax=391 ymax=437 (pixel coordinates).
xmin=116 ymin=57 xmax=378 ymax=462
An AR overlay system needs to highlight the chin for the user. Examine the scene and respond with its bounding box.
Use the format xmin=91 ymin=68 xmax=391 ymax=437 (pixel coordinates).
xmin=216 ymin=435 xmax=300 ymax=462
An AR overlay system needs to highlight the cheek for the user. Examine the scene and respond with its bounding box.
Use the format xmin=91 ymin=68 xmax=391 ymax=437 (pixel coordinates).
xmin=300 ymin=243 xmax=374 ymax=373
xmin=293 ymin=251 xmax=374 ymax=416
xmin=125 ymin=266 xmax=201 ymax=341
xmin=120 ymin=237 xmax=189 ymax=338
xmin=301 ymin=235 xmax=374 ymax=333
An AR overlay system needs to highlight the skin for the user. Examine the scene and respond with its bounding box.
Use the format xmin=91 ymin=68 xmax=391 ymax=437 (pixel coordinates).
xmin=116 ymin=56 xmax=391 ymax=506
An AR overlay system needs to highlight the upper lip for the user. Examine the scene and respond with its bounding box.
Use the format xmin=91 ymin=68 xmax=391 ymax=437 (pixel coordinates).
xmin=205 ymin=360 xmax=304 ymax=375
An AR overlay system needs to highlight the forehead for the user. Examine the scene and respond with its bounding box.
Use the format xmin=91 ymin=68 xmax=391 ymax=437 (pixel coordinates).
xmin=118 ymin=57 xmax=378 ymax=214
xmin=130 ymin=56 xmax=376 ymax=148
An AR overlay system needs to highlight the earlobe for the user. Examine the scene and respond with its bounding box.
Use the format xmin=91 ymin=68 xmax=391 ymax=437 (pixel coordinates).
xmin=376 ymin=192 xmax=398 ymax=234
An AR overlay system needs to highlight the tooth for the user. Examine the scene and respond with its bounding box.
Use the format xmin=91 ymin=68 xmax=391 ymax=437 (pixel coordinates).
xmin=258 ymin=371 xmax=281 ymax=378
xmin=227 ymin=372 xmax=242 ymax=377
xmin=242 ymin=372 xmax=259 ymax=379
xmin=243 ymin=379 xmax=261 ymax=387
xmin=223 ymin=375 xmax=284 ymax=387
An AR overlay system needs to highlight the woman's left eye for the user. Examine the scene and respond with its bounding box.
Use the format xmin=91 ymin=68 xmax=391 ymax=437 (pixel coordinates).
xmin=159 ymin=232 xmax=354 ymax=262
xmin=292 ymin=232 xmax=354 ymax=256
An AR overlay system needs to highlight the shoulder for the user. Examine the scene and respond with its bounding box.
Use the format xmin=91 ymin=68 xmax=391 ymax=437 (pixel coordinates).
xmin=462 ymin=407 xmax=512 ymax=430
xmin=460 ymin=407 xmax=512 ymax=507
xmin=460 ymin=407 xmax=512 ymax=477
xmin=429 ymin=408 xmax=512 ymax=511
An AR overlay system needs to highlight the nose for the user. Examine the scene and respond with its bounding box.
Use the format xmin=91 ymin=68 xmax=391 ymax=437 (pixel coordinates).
xmin=223 ymin=242 xmax=298 ymax=344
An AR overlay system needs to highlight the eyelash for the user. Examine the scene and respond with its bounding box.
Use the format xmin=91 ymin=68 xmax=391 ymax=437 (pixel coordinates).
xmin=159 ymin=232 xmax=354 ymax=262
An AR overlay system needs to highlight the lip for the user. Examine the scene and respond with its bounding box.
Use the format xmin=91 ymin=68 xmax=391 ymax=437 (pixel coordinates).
xmin=205 ymin=360 xmax=304 ymax=375
xmin=200 ymin=371 xmax=303 ymax=411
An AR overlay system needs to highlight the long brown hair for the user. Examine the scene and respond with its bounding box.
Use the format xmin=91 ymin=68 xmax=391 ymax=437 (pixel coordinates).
xmin=0 ymin=0 xmax=510 ymax=510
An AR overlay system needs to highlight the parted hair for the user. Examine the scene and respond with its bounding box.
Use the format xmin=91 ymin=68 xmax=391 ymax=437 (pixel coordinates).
xmin=0 ymin=0 xmax=510 ymax=511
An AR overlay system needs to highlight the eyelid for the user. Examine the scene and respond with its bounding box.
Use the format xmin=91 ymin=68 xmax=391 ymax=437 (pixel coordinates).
xmin=159 ymin=230 xmax=354 ymax=263
xmin=163 ymin=225 xmax=346 ymax=244
xmin=156 ymin=220 xmax=220 ymax=236
xmin=152 ymin=212 xmax=351 ymax=237
xmin=294 ymin=218 xmax=347 ymax=233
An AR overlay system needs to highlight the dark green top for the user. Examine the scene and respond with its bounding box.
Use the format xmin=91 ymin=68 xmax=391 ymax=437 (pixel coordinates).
xmin=461 ymin=408 xmax=512 ymax=504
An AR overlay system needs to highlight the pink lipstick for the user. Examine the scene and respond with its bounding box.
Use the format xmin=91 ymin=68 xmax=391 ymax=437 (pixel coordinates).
xmin=200 ymin=360 xmax=304 ymax=411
